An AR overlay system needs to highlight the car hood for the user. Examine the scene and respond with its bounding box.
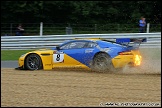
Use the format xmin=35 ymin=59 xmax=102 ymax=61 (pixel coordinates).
xmin=27 ymin=49 xmax=55 ymax=55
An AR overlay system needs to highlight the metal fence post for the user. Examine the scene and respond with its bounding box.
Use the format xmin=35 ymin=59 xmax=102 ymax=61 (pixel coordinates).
xmin=146 ymin=23 xmax=150 ymax=33
xmin=66 ymin=23 xmax=72 ymax=34
xmin=40 ymin=22 xmax=43 ymax=36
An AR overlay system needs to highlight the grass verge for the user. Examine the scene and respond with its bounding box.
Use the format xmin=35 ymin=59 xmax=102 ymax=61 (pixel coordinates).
xmin=1 ymin=50 xmax=33 ymax=60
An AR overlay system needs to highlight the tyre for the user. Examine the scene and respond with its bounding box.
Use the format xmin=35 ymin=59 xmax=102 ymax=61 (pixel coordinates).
xmin=25 ymin=54 xmax=43 ymax=70
xmin=91 ymin=53 xmax=114 ymax=72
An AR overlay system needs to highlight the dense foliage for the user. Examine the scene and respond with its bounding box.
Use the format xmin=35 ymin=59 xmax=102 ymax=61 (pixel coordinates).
xmin=1 ymin=1 xmax=161 ymax=24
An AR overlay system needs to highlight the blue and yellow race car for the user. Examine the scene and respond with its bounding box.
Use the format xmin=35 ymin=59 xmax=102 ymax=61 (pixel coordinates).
xmin=16 ymin=38 xmax=146 ymax=72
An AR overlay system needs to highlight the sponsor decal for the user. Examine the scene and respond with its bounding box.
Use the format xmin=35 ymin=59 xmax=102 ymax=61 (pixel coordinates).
xmin=85 ymin=49 xmax=94 ymax=53
xmin=96 ymin=45 xmax=111 ymax=52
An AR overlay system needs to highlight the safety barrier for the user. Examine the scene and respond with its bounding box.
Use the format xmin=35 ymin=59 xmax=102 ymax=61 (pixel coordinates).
xmin=1 ymin=32 xmax=161 ymax=50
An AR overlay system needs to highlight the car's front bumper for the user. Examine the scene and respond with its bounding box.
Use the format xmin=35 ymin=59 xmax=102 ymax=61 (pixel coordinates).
xmin=15 ymin=65 xmax=24 ymax=70
xmin=16 ymin=56 xmax=25 ymax=70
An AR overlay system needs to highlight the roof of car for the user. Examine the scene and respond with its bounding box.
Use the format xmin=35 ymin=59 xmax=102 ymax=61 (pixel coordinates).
xmin=62 ymin=38 xmax=117 ymax=45
xmin=74 ymin=38 xmax=101 ymax=41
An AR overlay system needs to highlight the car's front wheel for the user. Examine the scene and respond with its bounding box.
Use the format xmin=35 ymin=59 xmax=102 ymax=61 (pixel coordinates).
xmin=91 ymin=53 xmax=114 ymax=72
xmin=25 ymin=54 xmax=43 ymax=70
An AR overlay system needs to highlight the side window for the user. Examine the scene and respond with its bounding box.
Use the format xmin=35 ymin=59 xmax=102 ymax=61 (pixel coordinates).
xmin=87 ymin=42 xmax=97 ymax=48
xmin=60 ymin=43 xmax=70 ymax=50
xmin=60 ymin=41 xmax=87 ymax=49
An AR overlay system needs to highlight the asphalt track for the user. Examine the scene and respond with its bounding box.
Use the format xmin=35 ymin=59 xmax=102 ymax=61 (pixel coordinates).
xmin=1 ymin=61 xmax=18 ymax=68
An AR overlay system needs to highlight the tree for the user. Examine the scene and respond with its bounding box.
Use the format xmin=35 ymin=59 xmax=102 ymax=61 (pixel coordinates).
xmin=1 ymin=1 xmax=161 ymax=24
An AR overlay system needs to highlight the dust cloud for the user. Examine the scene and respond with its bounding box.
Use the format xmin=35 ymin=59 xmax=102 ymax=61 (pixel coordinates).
xmin=120 ymin=48 xmax=161 ymax=74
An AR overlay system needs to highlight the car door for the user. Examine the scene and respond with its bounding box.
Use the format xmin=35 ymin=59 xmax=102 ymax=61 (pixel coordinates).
xmin=61 ymin=41 xmax=98 ymax=67
xmin=52 ymin=41 xmax=88 ymax=68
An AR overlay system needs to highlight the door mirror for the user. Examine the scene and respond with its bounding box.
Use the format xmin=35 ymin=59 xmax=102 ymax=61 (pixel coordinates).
xmin=56 ymin=46 xmax=60 ymax=50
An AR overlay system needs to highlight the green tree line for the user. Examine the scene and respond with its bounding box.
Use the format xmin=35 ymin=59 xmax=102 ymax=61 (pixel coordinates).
xmin=1 ymin=1 xmax=161 ymax=24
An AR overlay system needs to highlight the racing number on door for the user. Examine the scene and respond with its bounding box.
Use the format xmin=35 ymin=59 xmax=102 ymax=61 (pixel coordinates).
xmin=56 ymin=54 xmax=60 ymax=61
xmin=53 ymin=54 xmax=64 ymax=63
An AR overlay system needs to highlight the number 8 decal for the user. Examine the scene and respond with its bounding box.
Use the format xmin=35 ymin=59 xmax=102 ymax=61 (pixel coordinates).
xmin=56 ymin=54 xmax=60 ymax=61
xmin=53 ymin=54 xmax=64 ymax=63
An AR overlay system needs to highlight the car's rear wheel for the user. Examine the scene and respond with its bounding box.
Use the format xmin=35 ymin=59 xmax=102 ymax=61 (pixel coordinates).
xmin=25 ymin=54 xmax=43 ymax=70
xmin=91 ymin=53 xmax=114 ymax=72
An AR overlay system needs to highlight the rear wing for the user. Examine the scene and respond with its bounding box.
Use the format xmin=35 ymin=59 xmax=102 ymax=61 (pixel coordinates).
xmin=116 ymin=38 xmax=147 ymax=44
xmin=115 ymin=38 xmax=147 ymax=48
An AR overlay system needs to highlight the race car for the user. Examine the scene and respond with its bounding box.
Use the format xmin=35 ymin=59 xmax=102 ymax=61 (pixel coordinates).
xmin=16 ymin=38 xmax=146 ymax=72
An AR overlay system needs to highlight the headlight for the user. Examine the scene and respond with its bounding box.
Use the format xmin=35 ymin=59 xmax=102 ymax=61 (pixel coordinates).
xmin=20 ymin=54 xmax=26 ymax=57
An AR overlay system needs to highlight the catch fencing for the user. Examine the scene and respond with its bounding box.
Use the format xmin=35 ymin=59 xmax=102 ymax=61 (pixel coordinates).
xmin=1 ymin=23 xmax=161 ymax=36
xmin=1 ymin=32 xmax=161 ymax=50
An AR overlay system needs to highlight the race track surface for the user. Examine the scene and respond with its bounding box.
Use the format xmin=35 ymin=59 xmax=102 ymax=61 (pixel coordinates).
xmin=1 ymin=61 xmax=18 ymax=68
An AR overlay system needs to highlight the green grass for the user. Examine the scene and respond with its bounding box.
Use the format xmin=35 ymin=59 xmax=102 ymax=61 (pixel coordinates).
xmin=1 ymin=50 xmax=33 ymax=60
